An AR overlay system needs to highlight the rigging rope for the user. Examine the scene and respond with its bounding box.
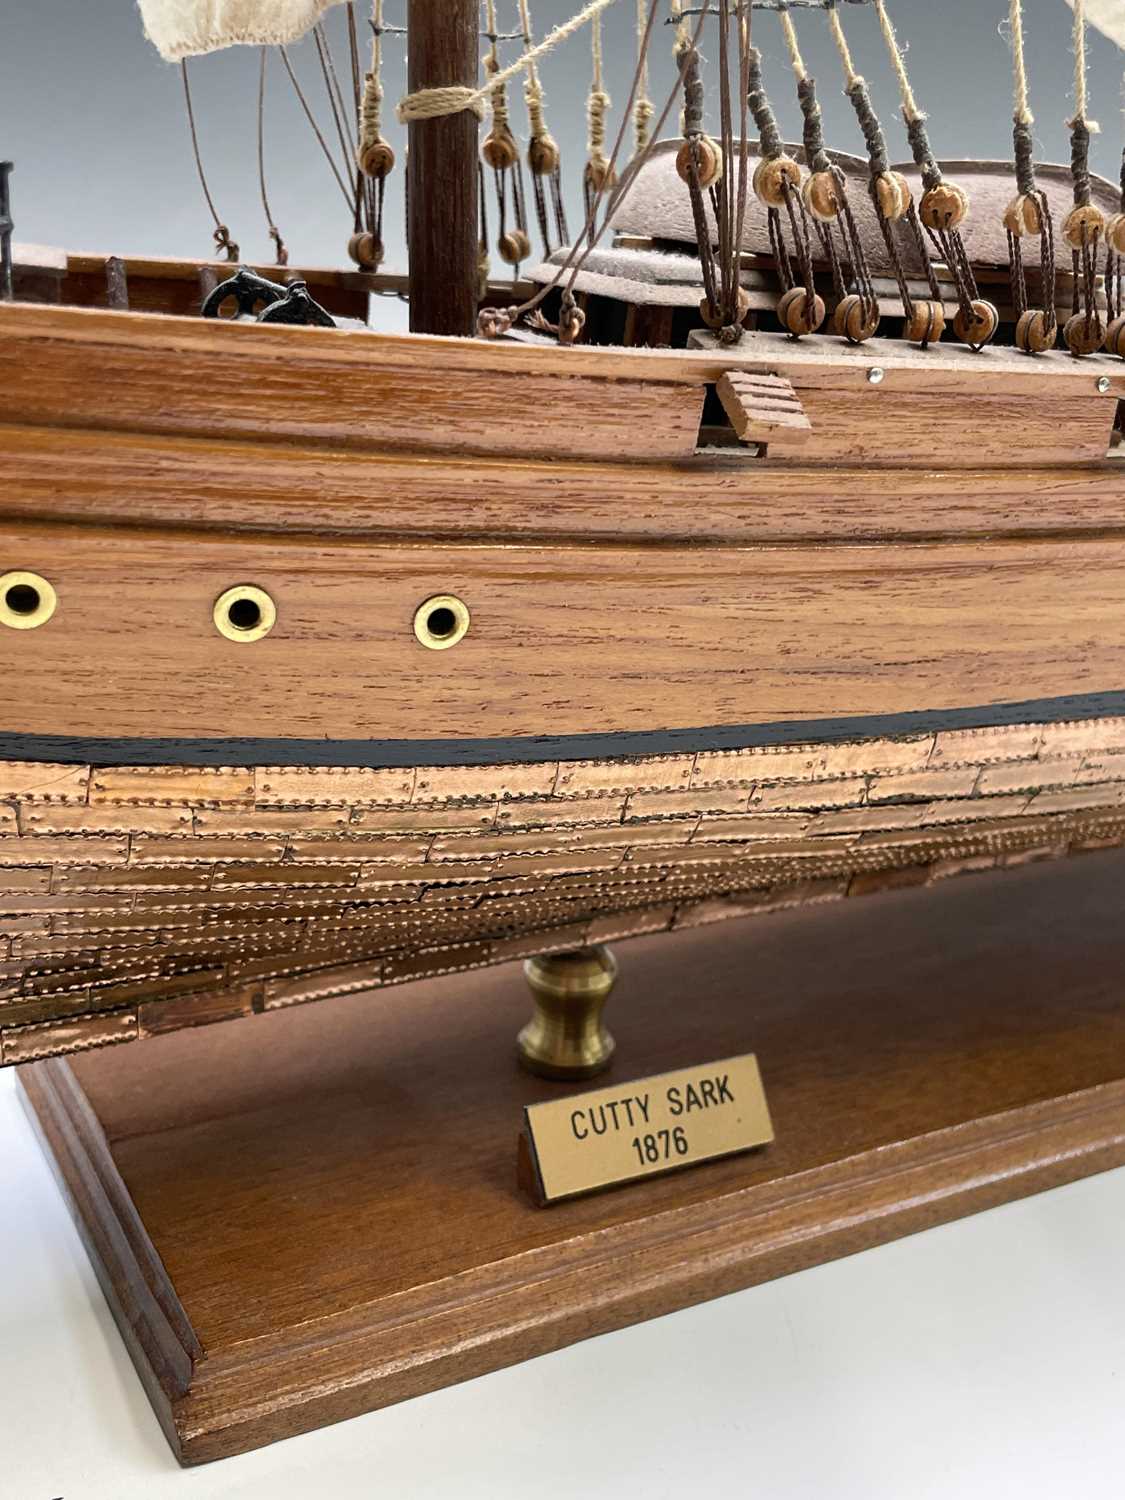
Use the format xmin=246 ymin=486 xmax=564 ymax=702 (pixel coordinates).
xmin=1111 ymin=149 xmax=1125 ymax=338
xmin=745 ymin=41 xmax=822 ymax=337
xmin=777 ymin=4 xmax=806 ymax=78
xmin=257 ymin=48 xmax=288 ymax=264
xmin=1004 ymin=0 xmax=1058 ymax=351
xmin=483 ymin=0 xmax=512 ymax=134
xmin=824 ymin=2 xmax=932 ymax=336
xmin=482 ymin=0 xmax=709 ymax=339
xmin=180 ymin=58 xmax=239 ymax=260
xmin=585 ymin=6 xmax=616 ymax=220
xmin=672 ymin=0 xmax=757 ymax=342
xmin=517 ymin=0 xmax=549 ymax=144
xmin=633 ymin=0 xmax=656 ymax=153
xmin=670 ymin=0 xmax=692 ymax=138
xmin=1072 ymin=0 xmax=1094 ymax=129
xmin=1062 ymin=0 xmax=1106 ymax=353
xmin=872 ymin=0 xmax=920 ymax=124
xmin=279 ymin=45 xmax=356 ymax=208
xmin=670 ymin=0 xmax=691 ymax=51
xmin=313 ymin=21 xmax=356 ymax=176
xmin=357 ymin=0 xmax=395 ymax=182
xmin=777 ymin=2 xmax=878 ymax=342
xmin=517 ymin=0 xmax=569 ymax=252
xmin=349 ymin=0 xmax=389 ymax=269
xmin=870 ymin=0 xmax=989 ymax=347
xmin=825 ymin=2 xmax=859 ymax=86
xmin=678 ymin=43 xmax=721 ymax=314
xmin=482 ymin=0 xmax=531 ymax=271
xmin=1011 ymin=0 xmax=1032 ymax=130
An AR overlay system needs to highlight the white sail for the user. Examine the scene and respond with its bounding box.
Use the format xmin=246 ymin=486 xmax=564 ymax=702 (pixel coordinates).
xmin=1065 ymin=0 xmax=1125 ymax=48
xmin=138 ymin=0 xmax=346 ymax=61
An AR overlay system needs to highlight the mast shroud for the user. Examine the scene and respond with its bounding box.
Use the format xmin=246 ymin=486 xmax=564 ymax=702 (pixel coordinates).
xmin=407 ymin=0 xmax=479 ymax=336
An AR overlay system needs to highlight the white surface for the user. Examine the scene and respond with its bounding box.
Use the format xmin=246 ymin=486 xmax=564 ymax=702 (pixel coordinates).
xmin=2 ymin=1062 xmax=1124 ymax=1499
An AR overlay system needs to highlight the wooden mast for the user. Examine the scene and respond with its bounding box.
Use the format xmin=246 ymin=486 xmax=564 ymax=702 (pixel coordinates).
xmin=406 ymin=0 xmax=479 ymax=337
xmin=0 ymin=162 xmax=13 ymax=302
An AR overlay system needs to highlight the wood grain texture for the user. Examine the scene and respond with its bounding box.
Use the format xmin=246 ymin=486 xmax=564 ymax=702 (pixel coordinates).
xmin=17 ymin=1057 xmax=199 ymax=1463
xmin=4 ymin=260 xmax=1125 ymax=1061
xmin=687 ymin=333 xmax=1118 ymax=466
xmin=406 ymin=0 xmax=478 ymax=336
xmin=7 ymin=298 xmax=1124 ymax=393
xmin=771 ymin=388 xmax=1112 ymax=466
xmin=2 ymin=302 xmax=1122 ymax=467
xmin=0 ymin=301 xmax=705 ymax=465
xmin=20 ymin=847 xmax=1125 ymax=1463
xmin=716 ymin=371 xmax=811 ymax=449
xmin=5 ymin=420 xmax=1125 ymax=543
xmin=5 ymin=520 xmax=1125 ymax=740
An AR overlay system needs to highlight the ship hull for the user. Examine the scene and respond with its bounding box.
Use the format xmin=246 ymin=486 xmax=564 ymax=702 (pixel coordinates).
xmin=3 ymin=713 xmax=1125 ymax=1065
xmin=3 ymin=293 xmax=1125 ymax=1062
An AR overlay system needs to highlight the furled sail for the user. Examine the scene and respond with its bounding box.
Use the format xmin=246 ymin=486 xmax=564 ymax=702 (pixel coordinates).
xmin=137 ymin=0 xmax=345 ymax=61
xmin=1065 ymin=0 xmax=1125 ymax=47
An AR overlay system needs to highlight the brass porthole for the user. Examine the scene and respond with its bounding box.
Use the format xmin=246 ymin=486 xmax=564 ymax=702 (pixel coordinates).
xmin=413 ymin=594 xmax=470 ymax=651
xmin=213 ymin=585 xmax=277 ymax=643
xmin=0 ymin=571 xmax=57 ymax=630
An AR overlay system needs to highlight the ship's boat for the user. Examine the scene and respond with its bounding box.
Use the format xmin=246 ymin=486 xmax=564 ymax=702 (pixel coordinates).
xmin=4 ymin=0 xmax=1125 ymax=1066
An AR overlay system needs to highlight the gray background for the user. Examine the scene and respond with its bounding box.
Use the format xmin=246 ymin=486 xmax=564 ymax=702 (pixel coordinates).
xmin=2 ymin=0 xmax=1123 ymax=278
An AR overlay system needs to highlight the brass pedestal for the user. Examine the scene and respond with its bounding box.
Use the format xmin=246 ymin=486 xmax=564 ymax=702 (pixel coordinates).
xmin=516 ymin=945 xmax=617 ymax=1080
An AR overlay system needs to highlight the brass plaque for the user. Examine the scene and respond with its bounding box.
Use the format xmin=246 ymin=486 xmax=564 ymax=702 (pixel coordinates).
xmin=519 ymin=1053 xmax=773 ymax=1205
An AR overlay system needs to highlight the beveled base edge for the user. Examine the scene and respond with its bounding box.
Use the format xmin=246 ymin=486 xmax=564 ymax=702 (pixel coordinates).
xmin=18 ymin=1052 xmax=1125 ymax=1465
xmin=17 ymin=1058 xmax=199 ymax=1462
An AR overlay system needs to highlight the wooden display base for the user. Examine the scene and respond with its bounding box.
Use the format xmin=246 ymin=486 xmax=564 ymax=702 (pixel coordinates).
xmin=19 ymin=849 xmax=1125 ymax=1465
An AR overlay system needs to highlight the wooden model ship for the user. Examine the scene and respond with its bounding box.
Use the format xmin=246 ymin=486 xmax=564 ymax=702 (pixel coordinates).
xmin=5 ymin=0 xmax=1125 ymax=1069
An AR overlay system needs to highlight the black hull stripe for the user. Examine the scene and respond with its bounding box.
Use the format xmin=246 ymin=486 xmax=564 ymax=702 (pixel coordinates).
xmin=2 ymin=691 xmax=1125 ymax=767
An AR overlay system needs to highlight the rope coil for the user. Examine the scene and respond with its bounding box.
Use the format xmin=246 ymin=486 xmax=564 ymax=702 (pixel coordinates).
xmin=747 ymin=47 xmax=783 ymax=160
xmin=517 ymin=0 xmax=548 ymax=144
xmin=399 ymin=85 xmax=487 ymax=124
xmin=585 ymin=6 xmax=616 ymax=209
xmin=633 ymin=0 xmax=656 ymax=152
xmin=398 ymin=0 xmax=615 ymax=123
